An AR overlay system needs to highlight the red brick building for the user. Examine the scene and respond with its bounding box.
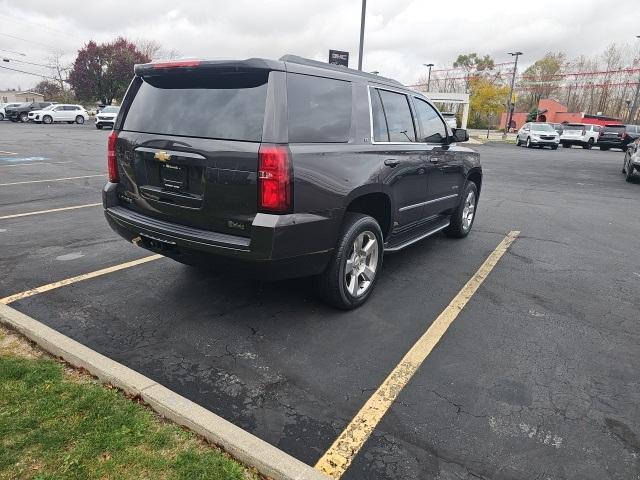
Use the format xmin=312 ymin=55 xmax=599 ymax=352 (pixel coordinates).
xmin=500 ymin=98 xmax=622 ymax=130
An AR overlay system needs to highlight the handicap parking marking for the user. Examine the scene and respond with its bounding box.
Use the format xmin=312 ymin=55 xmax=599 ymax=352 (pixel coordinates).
xmin=0 ymin=175 xmax=104 ymax=186
xmin=0 ymin=203 xmax=102 ymax=220
xmin=315 ymin=230 xmax=520 ymax=479
xmin=0 ymin=254 xmax=163 ymax=305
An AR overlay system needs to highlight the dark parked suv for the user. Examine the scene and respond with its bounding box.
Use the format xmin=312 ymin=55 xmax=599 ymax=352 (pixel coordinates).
xmin=103 ymin=56 xmax=482 ymax=308
xmin=597 ymin=124 xmax=633 ymax=151
xmin=5 ymin=101 xmax=53 ymax=122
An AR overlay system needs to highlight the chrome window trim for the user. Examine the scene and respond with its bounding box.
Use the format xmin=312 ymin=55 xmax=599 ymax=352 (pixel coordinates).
xmin=367 ymin=85 xmax=450 ymax=146
xmin=398 ymin=193 xmax=459 ymax=212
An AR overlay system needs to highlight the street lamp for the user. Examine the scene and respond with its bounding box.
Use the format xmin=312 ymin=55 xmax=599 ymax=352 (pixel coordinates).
xmin=504 ymin=51 xmax=523 ymax=136
xmin=627 ymin=35 xmax=640 ymax=123
xmin=357 ymin=0 xmax=366 ymax=70
xmin=423 ymin=63 xmax=434 ymax=91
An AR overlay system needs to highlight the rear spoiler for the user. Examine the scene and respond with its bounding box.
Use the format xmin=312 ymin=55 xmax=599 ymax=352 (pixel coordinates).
xmin=134 ymin=58 xmax=284 ymax=77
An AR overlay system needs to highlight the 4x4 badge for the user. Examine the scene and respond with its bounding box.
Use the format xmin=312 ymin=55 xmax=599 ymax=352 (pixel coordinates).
xmin=154 ymin=150 xmax=171 ymax=162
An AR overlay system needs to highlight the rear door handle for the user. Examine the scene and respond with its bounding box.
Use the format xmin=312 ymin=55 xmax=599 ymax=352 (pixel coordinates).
xmin=384 ymin=158 xmax=399 ymax=167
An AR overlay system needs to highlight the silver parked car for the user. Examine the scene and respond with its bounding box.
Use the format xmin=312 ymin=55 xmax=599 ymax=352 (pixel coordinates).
xmin=516 ymin=122 xmax=560 ymax=149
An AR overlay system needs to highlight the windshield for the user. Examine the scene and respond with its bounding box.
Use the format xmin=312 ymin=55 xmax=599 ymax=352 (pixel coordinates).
xmin=531 ymin=123 xmax=555 ymax=132
xmin=101 ymin=106 xmax=119 ymax=113
xmin=603 ymin=125 xmax=625 ymax=132
xmin=41 ymin=105 xmax=56 ymax=111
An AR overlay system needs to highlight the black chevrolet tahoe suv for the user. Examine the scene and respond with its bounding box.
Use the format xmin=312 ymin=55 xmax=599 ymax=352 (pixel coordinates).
xmin=5 ymin=101 xmax=53 ymax=122
xmin=103 ymin=55 xmax=482 ymax=309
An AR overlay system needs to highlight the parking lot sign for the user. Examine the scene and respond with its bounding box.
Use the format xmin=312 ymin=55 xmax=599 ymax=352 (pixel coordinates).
xmin=329 ymin=50 xmax=349 ymax=67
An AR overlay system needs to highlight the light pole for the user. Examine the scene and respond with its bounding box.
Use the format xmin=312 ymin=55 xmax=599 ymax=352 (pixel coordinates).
xmin=627 ymin=35 xmax=640 ymax=123
xmin=504 ymin=51 xmax=523 ymax=136
xmin=357 ymin=0 xmax=366 ymax=70
xmin=423 ymin=63 xmax=434 ymax=91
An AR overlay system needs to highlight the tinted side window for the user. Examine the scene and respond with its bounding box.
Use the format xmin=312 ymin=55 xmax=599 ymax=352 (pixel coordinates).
xmin=414 ymin=98 xmax=447 ymax=143
xmin=370 ymin=88 xmax=388 ymax=142
xmin=287 ymin=74 xmax=351 ymax=143
xmin=377 ymin=90 xmax=415 ymax=142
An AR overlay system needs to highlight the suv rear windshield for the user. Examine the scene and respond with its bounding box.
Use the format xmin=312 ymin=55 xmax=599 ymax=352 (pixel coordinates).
xmin=603 ymin=125 xmax=625 ymax=132
xmin=122 ymin=72 xmax=269 ymax=141
xmin=563 ymin=124 xmax=585 ymax=131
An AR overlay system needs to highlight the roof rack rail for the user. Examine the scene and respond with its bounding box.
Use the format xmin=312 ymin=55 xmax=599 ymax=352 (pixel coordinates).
xmin=279 ymin=54 xmax=404 ymax=87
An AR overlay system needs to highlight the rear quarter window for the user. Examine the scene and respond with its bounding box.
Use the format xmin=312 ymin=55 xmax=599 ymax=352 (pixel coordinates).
xmin=122 ymin=72 xmax=269 ymax=141
xmin=286 ymin=74 xmax=352 ymax=143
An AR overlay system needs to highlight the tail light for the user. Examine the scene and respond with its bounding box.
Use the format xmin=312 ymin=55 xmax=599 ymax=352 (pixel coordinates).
xmin=581 ymin=129 xmax=586 ymax=136
xmin=107 ymin=130 xmax=119 ymax=183
xmin=258 ymin=144 xmax=291 ymax=213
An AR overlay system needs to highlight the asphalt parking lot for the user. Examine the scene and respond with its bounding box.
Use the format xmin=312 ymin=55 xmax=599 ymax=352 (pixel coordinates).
xmin=1 ymin=121 xmax=639 ymax=479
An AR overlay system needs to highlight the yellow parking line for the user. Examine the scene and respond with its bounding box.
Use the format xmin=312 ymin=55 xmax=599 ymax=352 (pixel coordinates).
xmin=315 ymin=230 xmax=520 ymax=479
xmin=0 ymin=175 xmax=104 ymax=186
xmin=0 ymin=255 xmax=163 ymax=305
xmin=0 ymin=203 xmax=101 ymax=220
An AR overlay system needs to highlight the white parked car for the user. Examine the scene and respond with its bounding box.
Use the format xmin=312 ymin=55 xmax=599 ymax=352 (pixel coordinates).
xmin=28 ymin=104 xmax=89 ymax=124
xmin=440 ymin=112 xmax=458 ymax=130
xmin=516 ymin=122 xmax=560 ymax=149
xmin=95 ymin=106 xmax=120 ymax=129
xmin=0 ymin=102 xmax=22 ymax=121
xmin=560 ymin=123 xmax=601 ymax=149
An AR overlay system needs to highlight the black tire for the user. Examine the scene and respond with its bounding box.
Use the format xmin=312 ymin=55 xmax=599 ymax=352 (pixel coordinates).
xmin=626 ymin=158 xmax=635 ymax=182
xmin=515 ymin=137 xmax=520 ymax=146
xmin=43 ymin=115 xmax=53 ymax=124
xmin=445 ymin=181 xmax=478 ymax=239
xmin=0 ymin=113 xmax=4 ymax=121
xmin=551 ymin=145 xmax=558 ymax=150
xmin=562 ymin=143 xmax=570 ymax=148
xmin=585 ymin=138 xmax=594 ymax=149
xmin=526 ymin=137 xmax=532 ymax=148
xmin=316 ymin=213 xmax=383 ymax=310
xmin=75 ymin=115 xmax=85 ymax=124
xmin=96 ymin=124 xmax=103 ymax=130
xmin=19 ymin=112 xmax=28 ymax=122
xmin=600 ymin=146 xmax=609 ymax=151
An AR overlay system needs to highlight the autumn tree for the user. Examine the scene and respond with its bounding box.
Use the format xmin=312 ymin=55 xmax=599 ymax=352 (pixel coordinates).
xmin=468 ymin=77 xmax=510 ymax=128
xmin=33 ymin=79 xmax=63 ymax=101
xmin=453 ymin=53 xmax=496 ymax=92
xmin=68 ymin=38 xmax=150 ymax=105
xmin=519 ymin=52 xmax=565 ymax=110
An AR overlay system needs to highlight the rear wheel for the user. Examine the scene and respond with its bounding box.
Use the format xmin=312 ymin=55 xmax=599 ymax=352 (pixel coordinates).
xmin=43 ymin=115 xmax=53 ymax=124
xmin=585 ymin=138 xmax=594 ymax=149
xmin=445 ymin=181 xmax=478 ymax=239
xmin=562 ymin=143 xmax=570 ymax=148
xmin=75 ymin=115 xmax=84 ymax=124
xmin=19 ymin=112 xmax=28 ymax=122
xmin=600 ymin=146 xmax=609 ymax=151
xmin=316 ymin=213 xmax=383 ymax=309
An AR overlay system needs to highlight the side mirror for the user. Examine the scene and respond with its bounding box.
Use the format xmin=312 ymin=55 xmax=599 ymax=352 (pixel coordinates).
xmin=451 ymin=128 xmax=469 ymax=143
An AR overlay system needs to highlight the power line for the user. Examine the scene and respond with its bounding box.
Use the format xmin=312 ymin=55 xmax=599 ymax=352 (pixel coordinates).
xmin=2 ymin=57 xmax=56 ymax=68
xmin=0 ymin=13 xmax=81 ymax=40
xmin=0 ymin=32 xmax=53 ymax=49
xmin=0 ymin=64 xmax=63 ymax=82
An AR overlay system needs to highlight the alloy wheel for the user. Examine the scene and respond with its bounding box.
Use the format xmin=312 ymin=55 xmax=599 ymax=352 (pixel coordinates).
xmin=462 ymin=190 xmax=476 ymax=232
xmin=344 ymin=231 xmax=379 ymax=298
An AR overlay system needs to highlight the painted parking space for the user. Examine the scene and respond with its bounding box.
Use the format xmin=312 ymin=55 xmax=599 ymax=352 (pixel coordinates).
xmin=1 ymin=120 xmax=638 ymax=479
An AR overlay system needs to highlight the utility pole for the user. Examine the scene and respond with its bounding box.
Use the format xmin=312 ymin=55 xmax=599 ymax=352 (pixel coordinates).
xmin=357 ymin=0 xmax=366 ymax=71
xmin=504 ymin=51 xmax=523 ymax=136
xmin=423 ymin=63 xmax=434 ymax=91
xmin=627 ymin=35 xmax=640 ymax=123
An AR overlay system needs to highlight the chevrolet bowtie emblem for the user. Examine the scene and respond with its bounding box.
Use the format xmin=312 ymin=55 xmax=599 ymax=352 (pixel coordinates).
xmin=154 ymin=150 xmax=171 ymax=162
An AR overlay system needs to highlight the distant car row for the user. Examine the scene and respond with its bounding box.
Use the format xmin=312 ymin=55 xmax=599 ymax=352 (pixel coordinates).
xmin=0 ymin=102 xmax=119 ymax=129
xmin=516 ymin=122 xmax=640 ymax=151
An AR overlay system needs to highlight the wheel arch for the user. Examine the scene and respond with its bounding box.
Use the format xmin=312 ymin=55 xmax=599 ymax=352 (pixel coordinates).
xmin=466 ymin=168 xmax=482 ymax=196
xmin=344 ymin=190 xmax=392 ymax=240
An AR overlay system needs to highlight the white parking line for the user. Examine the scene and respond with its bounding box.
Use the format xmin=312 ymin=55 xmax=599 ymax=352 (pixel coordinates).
xmin=0 ymin=151 xmax=18 ymax=155
xmin=0 ymin=203 xmax=102 ymax=220
xmin=0 ymin=175 xmax=104 ymax=186
xmin=0 ymin=161 xmax=72 ymax=168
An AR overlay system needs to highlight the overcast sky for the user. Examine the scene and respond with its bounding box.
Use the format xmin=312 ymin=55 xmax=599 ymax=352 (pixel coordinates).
xmin=1 ymin=0 xmax=639 ymax=91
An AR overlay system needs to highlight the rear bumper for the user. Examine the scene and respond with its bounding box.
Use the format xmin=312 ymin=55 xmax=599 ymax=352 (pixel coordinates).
xmin=103 ymin=183 xmax=336 ymax=280
xmin=597 ymin=140 xmax=626 ymax=148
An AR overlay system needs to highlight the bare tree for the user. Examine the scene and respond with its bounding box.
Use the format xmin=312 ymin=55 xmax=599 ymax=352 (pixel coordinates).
xmin=134 ymin=38 xmax=181 ymax=61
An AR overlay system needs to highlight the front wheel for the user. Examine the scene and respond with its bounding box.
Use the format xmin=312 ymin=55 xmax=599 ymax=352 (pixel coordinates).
xmin=626 ymin=158 xmax=635 ymax=182
xmin=585 ymin=138 xmax=594 ymax=149
xmin=75 ymin=115 xmax=85 ymax=124
xmin=316 ymin=213 xmax=383 ymax=309
xmin=96 ymin=124 xmax=103 ymax=130
xmin=526 ymin=137 xmax=532 ymax=148
xmin=43 ymin=115 xmax=53 ymax=124
xmin=445 ymin=182 xmax=478 ymax=239
xmin=19 ymin=112 xmax=28 ymax=122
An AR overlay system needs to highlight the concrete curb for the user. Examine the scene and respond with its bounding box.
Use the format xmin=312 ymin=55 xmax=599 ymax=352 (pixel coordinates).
xmin=0 ymin=303 xmax=328 ymax=480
